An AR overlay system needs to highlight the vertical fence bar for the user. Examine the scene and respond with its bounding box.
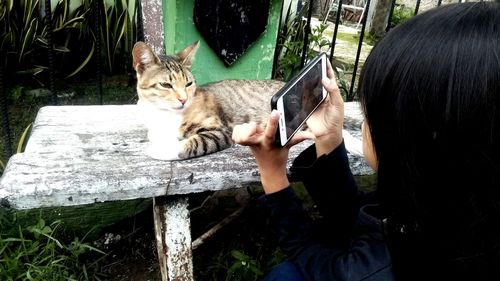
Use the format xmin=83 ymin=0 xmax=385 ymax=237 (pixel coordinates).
xmin=414 ymin=0 xmax=421 ymax=15
xmin=329 ymin=0 xmax=344 ymax=62
xmin=386 ymin=0 xmax=397 ymax=31
xmin=271 ymin=0 xmax=285 ymax=78
xmin=0 ymin=65 xmax=12 ymax=159
xmin=437 ymin=0 xmax=443 ymax=6
xmin=300 ymin=0 xmax=315 ymax=68
xmin=137 ymin=0 xmax=145 ymax=42
xmin=348 ymin=0 xmax=371 ymax=100
xmin=44 ymin=0 xmax=58 ymax=105
xmin=93 ymin=0 xmax=103 ymax=105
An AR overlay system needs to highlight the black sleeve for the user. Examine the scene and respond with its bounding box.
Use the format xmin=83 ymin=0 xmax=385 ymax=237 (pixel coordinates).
xmin=260 ymin=188 xmax=393 ymax=281
xmin=289 ymin=142 xmax=360 ymax=242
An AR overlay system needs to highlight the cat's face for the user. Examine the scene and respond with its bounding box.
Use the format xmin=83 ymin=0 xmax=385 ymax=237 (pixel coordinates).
xmin=132 ymin=41 xmax=200 ymax=112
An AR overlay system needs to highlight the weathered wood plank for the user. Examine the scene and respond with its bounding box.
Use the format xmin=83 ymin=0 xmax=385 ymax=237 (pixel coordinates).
xmin=154 ymin=196 xmax=193 ymax=281
xmin=0 ymin=103 xmax=371 ymax=210
xmin=140 ymin=0 xmax=165 ymax=55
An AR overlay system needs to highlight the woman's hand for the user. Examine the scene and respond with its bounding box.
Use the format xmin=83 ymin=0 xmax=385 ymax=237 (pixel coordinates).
xmin=306 ymin=59 xmax=345 ymax=156
xmin=232 ymin=111 xmax=313 ymax=194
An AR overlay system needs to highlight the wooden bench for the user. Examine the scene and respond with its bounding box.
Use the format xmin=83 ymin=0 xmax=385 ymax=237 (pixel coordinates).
xmin=0 ymin=102 xmax=371 ymax=280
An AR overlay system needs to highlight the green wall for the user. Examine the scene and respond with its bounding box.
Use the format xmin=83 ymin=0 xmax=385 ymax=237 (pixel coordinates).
xmin=163 ymin=0 xmax=283 ymax=85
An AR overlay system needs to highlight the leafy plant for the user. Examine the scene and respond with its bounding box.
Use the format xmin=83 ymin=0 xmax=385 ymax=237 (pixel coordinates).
xmin=100 ymin=0 xmax=137 ymax=74
xmin=309 ymin=23 xmax=332 ymax=54
xmin=274 ymin=2 xmax=332 ymax=81
xmin=274 ymin=3 xmax=308 ymax=81
xmin=0 ymin=0 xmax=138 ymax=84
xmin=16 ymin=122 xmax=32 ymax=153
xmin=389 ymin=3 xmax=414 ymax=28
xmin=0 ymin=0 xmax=93 ymax=83
xmin=0 ymin=218 xmax=106 ymax=281
xmin=333 ymin=65 xmax=356 ymax=101
xmin=226 ymin=250 xmax=264 ymax=281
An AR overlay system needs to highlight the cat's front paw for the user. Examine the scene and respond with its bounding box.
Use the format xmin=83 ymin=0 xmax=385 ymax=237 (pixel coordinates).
xmin=146 ymin=144 xmax=181 ymax=161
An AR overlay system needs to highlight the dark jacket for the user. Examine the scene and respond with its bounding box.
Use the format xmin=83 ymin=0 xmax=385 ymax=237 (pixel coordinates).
xmin=261 ymin=142 xmax=395 ymax=281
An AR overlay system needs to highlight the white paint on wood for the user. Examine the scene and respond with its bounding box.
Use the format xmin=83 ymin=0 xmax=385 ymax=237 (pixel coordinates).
xmin=140 ymin=0 xmax=165 ymax=55
xmin=154 ymin=197 xmax=193 ymax=281
xmin=0 ymin=103 xmax=371 ymax=210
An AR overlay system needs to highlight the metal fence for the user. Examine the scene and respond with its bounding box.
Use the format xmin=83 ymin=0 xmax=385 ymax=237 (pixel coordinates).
xmin=0 ymin=0 xmax=482 ymax=162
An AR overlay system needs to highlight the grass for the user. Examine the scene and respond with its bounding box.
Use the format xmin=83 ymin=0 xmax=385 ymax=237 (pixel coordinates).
xmin=0 ymin=217 xmax=106 ymax=281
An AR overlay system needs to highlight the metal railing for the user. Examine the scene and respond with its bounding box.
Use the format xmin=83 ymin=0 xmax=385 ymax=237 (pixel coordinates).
xmin=0 ymin=0 xmax=483 ymax=162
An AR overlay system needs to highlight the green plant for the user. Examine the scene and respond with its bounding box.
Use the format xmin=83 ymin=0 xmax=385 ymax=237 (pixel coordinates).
xmin=16 ymin=122 xmax=32 ymax=153
xmin=274 ymin=2 xmax=332 ymax=81
xmin=308 ymin=23 xmax=331 ymax=55
xmin=273 ymin=3 xmax=308 ymax=81
xmin=0 ymin=0 xmax=138 ymax=84
xmin=100 ymin=0 xmax=137 ymax=74
xmin=0 ymin=0 xmax=93 ymax=83
xmin=390 ymin=3 xmax=414 ymax=28
xmin=0 ymin=218 xmax=106 ymax=281
xmin=226 ymin=250 xmax=264 ymax=281
xmin=333 ymin=65 xmax=356 ymax=101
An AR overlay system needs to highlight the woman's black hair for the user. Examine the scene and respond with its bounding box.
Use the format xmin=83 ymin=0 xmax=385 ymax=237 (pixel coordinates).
xmin=358 ymin=2 xmax=500 ymax=280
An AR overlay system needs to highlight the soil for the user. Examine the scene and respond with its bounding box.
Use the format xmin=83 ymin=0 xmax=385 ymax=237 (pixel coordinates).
xmin=92 ymin=188 xmax=282 ymax=281
xmin=96 ymin=205 xmax=161 ymax=281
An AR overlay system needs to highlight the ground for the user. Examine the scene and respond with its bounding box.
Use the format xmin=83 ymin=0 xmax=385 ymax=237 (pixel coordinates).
xmin=93 ymin=188 xmax=286 ymax=281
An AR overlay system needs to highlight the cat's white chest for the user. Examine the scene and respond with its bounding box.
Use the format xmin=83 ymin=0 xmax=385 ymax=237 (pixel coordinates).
xmin=137 ymin=102 xmax=184 ymax=160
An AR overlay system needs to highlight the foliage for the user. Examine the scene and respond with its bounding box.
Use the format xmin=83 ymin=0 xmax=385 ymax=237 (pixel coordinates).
xmin=0 ymin=0 xmax=138 ymax=85
xmin=308 ymin=23 xmax=332 ymax=58
xmin=333 ymin=65 xmax=356 ymax=101
xmin=16 ymin=122 xmax=32 ymax=154
xmin=274 ymin=1 xmax=332 ymax=82
xmin=0 ymin=0 xmax=91 ymax=84
xmin=0 ymin=121 xmax=33 ymax=174
xmin=226 ymin=250 xmax=264 ymax=281
xmin=389 ymin=3 xmax=414 ymax=28
xmin=274 ymin=1 xmax=331 ymax=81
xmin=0 ymin=218 xmax=106 ymax=281
xmin=273 ymin=3 xmax=307 ymax=81
xmin=101 ymin=0 xmax=137 ymax=74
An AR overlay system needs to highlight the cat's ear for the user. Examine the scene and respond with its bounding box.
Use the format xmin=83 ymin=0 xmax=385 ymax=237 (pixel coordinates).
xmin=176 ymin=41 xmax=200 ymax=69
xmin=132 ymin=42 xmax=160 ymax=75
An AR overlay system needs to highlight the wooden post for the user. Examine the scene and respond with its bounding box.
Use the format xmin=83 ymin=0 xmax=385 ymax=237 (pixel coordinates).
xmin=154 ymin=196 xmax=194 ymax=281
xmin=140 ymin=0 xmax=166 ymax=55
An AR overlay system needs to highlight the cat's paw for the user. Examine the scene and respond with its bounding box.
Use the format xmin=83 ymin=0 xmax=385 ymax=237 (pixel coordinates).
xmin=146 ymin=144 xmax=181 ymax=161
xmin=177 ymin=139 xmax=191 ymax=159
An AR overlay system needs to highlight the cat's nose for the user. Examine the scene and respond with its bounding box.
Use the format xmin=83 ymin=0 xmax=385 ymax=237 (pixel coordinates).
xmin=179 ymin=98 xmax=187 ymax=105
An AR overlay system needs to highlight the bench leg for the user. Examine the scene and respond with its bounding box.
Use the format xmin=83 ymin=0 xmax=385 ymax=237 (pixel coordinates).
xmin=153 ymin=196 xmax=194 ymax=281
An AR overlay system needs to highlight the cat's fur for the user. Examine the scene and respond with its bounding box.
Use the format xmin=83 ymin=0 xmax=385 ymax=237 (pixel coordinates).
xmin=132 ymin=41 xmax=285 ymax=160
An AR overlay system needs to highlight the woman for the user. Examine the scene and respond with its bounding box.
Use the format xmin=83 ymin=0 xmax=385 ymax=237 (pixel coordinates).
xmin=232 ymin=2 xmax=500 ymax=280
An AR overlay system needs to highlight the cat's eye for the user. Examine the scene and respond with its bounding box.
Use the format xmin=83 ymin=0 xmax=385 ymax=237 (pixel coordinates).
xmin=186 ymin=81 xmax=193 ymax=87
xmin=159 ymin=82 xmax=173 ymax=89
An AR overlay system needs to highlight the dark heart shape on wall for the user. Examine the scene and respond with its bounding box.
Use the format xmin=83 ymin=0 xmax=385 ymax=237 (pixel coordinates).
xmin=193 ymin=0 xmax=271 ymax=66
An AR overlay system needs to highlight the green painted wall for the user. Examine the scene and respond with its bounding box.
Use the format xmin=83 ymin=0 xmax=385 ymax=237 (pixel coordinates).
xmin=162 ymin=0 xmax=283 ymax=85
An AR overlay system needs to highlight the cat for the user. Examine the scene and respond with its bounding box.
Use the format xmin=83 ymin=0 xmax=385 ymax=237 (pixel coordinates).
xmin=132 ymin=41 xmax=285 ymax=160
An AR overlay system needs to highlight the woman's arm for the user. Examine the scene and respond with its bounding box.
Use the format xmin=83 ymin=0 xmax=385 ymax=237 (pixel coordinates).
xmin=291 ymin=142 xmax=360 ymax=242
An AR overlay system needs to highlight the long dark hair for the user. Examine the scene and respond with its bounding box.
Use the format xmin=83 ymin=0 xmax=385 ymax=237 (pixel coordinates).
xmin=358 ymin=2 xmax=500 ymax=280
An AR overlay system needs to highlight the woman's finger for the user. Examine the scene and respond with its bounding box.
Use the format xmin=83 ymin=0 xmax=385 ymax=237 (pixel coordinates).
xmin=286 ymin=130 xmax=315 ymax=148
xmin=232 ymin=122 xmax=261 ymax=145
xmin=263 ymin=110 xmax=280 ymax=144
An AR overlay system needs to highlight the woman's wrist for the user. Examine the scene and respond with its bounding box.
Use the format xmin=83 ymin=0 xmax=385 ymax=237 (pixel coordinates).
xmin=259 ymin=169 xmax=290 ymax=194
xmin=315 ymin=134 xmax=343 ymax=157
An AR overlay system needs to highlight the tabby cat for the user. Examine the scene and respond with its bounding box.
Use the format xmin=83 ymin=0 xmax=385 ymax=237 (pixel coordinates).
xmin=132 ymin=41 xmax=285 ymax=160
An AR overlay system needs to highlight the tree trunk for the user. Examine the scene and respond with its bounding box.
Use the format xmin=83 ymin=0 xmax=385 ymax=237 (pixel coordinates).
xmin=316 ymin=0 xmax=333 ymax=21
xmin=368 ymin=0 xmax=392 ymax=39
